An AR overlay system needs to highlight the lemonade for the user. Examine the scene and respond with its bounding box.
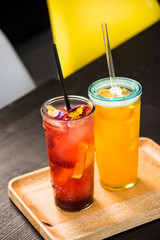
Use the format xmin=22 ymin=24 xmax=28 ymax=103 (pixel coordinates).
xmin=89 ymin=77 xmax=142 ymax=190
xmin=41 ymin=96 xmax=95 ymax=211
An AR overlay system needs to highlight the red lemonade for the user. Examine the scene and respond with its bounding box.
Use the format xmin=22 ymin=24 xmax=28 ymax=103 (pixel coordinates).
xmin=41 ymin=96 xmax=95 ymax=211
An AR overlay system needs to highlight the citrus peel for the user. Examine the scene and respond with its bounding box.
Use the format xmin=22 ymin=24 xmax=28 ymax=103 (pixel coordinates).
xmin=72 ymin=142 xmax=88 ymax=179
xmin=46 ymin=104 xmax=64 ymax=118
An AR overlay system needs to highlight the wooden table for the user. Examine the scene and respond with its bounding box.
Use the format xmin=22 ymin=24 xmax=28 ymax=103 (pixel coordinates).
xmin=0 ymin=22 xmax=160 ymax=240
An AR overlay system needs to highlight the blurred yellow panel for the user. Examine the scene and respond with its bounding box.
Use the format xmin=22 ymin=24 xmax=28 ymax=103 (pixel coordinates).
xmin=47 ymin=0 xmax=160 ymax=78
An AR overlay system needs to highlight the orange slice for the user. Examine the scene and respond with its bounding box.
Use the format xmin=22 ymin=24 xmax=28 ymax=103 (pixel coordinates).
xmin=46 ymin=105 xmax=59 ymax=117
xmin=85 ymin=143 xmax=94 ymax=169
xmin=72 ymin=159 xmax=85 ymax=179
xmin=49 ymin=161 xmax=73 ymax=184
xmin=56 ymin=168 xmax=73 ymax=183
xmin=72 ymin=142 xmax=88 ymax=179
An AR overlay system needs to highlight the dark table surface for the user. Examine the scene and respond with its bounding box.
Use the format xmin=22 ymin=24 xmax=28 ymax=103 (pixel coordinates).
xmin=0 ymin=22 xmax=160 ymax=240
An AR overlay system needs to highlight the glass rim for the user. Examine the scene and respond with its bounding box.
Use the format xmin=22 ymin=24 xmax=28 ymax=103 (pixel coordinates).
xmin=40 ymin=95 xmax=95 ymax=122
xmin=88 ymin=77 xmax=142 ymax=102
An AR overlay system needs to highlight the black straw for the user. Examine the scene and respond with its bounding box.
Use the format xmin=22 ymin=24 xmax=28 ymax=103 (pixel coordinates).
xmin=52 ymin=44 xmax=71 ymax=111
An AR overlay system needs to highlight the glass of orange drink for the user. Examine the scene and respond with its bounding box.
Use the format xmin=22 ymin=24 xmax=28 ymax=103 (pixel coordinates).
xmin=88 ymin=77 xmax=142 ymax=191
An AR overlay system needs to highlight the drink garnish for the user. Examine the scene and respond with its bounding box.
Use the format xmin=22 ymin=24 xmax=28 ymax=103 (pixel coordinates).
xmin=46 ymin=104 xmax=91 ymax=120
xmin=67 ymin=106 xmax=83 ymax=118
xmin=46 ymin=104 xmax=64 ymax=119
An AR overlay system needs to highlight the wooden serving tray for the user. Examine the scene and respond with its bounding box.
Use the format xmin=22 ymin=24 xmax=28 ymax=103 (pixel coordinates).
xmin=8 ymin=137 xmax=160 ymax=240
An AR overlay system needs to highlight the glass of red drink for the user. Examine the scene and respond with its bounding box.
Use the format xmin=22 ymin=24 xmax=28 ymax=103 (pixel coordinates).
xmin=41 ymin=95 xmax=95 ymax=212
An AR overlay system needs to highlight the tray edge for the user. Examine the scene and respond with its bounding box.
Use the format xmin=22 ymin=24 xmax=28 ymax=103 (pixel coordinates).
xmin=8 ymin=167 xmax=54 ymax=240
xmin=7 ymin=137 xmax=160 ymax=240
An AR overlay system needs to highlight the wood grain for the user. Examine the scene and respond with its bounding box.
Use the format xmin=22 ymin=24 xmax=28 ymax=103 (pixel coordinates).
xmin=8 ymin=138 xmax=160 ymax=240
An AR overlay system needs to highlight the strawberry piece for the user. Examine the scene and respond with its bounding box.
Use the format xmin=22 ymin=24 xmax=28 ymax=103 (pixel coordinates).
xmin=49 ymin=156 xmax=75 ymax=169
xmin=50 ymin=163 xmax=73 ymax=184
xmin=82 ymin=105 xmax=91 ymax=117
xmin=60 ymin=113 xmax=68 ymax=120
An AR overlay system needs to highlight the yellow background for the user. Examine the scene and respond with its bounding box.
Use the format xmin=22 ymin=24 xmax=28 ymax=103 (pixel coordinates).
xmin=47 ymin=0 xmax=160 ymax=78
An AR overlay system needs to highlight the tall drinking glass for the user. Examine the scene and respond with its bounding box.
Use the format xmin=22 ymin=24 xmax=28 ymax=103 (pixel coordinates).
xmin=41 ymin=96 xmax=95 ymax=211
xmin=88 ymin=77 xmax=142 ymax=191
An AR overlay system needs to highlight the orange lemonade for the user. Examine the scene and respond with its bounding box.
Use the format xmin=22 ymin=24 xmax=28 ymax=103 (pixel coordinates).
xmin=89 ymin=77 xmax=142 ymax=190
